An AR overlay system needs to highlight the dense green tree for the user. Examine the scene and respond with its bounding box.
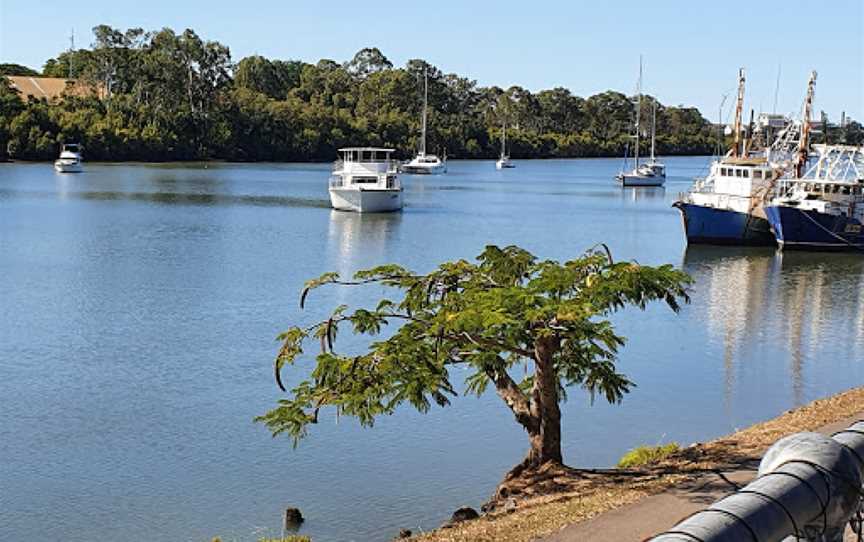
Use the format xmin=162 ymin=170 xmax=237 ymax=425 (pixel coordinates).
xmin=235 ymin=56 xmax=306 ymax=99
xmin=0 ymin=63 xmax=39 ymax=76
xmin=258 ymin=245 xmax=690 ymax=480
xmin=344 ymin=47 xmax=393 ymax=79
xmin=1 ymin=24 xmax=724 ymax=161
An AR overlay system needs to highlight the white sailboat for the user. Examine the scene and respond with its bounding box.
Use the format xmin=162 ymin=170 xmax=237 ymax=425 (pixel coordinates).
xmin=401 ymin=69 xmax=446 ymax=175
xmin=329 ymin=148 xmax=403 ymax=213
xmin=495 ymin=121 xmax=515 ymax=169
xmin=644 ymin=101 xmax=665 ymax=177
xmin=616 ymin=57 xmax=665 ymax=187
xmin=54 ymin=143 xmax=83 ymax=173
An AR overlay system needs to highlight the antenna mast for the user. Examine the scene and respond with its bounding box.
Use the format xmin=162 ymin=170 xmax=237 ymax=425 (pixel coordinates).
xmin=772 ymin=63 xmax=781 ymax=113
xmin=68 ymin=29 xmax=75 ymax=79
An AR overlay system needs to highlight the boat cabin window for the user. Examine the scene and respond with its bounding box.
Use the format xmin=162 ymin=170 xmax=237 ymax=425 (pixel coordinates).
xmin=343 ymin=149 xmax=391 ymax=162
xmin=754 ymin=170 xmax=762 ymax=179
xmin=720 ymin=167 xmax=727 ymax=176
xmin=742 ymin=169 xmax=749 ymax=178
xmin=352 ymin=176 xmax=379 ymax=184
xmin=735 ymin=169 xmax=742 ymax=177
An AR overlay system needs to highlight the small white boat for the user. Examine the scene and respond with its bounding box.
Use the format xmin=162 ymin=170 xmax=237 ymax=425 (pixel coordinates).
xmin=329 ymin=147 xmax=403 ymax=213
xmin=616 ymin=57 xmax=665 ymax=187
xmin=402 ymin=152 xmax=447 ymax=175
xmin=54 ymin=143 xmax=83 ymax=173
xmin=401 ymin=68 xmax=446 ymax=175
xmin=496 ymin=121 xmax=515 ymax=169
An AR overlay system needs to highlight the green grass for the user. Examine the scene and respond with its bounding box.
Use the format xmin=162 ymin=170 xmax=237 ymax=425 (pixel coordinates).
xmin=616 ymin=443 xmax=680 ymax=468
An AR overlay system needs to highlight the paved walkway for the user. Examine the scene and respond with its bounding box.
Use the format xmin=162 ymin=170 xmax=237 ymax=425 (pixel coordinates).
xmin=542 ymin=414 xmax=864 ymax=542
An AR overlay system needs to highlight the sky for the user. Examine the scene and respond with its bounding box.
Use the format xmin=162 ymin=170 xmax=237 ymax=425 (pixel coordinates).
xmin=1 ymin=0 xmax=862 ymax=122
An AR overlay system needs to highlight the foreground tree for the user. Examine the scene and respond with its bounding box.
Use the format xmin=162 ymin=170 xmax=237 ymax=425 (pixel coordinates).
xmin=259 ymin=245 xmax=690 ymax=482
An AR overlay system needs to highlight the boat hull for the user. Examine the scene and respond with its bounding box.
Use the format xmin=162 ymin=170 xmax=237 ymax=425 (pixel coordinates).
xmin=329 ymin=188 xmax=403 ymax=213
xmin=673 ymin=202 xmax=775 ymax=246
xmin=616 ymin=173 xmax=664 ymax=187
xmin=400 ymin=164 xmax=446 ymax=175
xmin=765 ymin=205 xmax=864 ymax=252
xmin=54 ymin=161 xmax=83 ymax=173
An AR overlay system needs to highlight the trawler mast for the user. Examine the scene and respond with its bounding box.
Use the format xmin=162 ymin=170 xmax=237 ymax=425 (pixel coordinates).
xmin=732 ymin=68 xmax=745 ymax=157
xmin=795 ymin=71 xmax=817 ymax=178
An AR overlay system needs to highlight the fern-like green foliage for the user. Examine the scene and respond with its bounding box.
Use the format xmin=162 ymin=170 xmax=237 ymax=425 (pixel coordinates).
xmin=617 ymin=443 xmax=681 ymax=468
xmin=257 ymin=244 xmax=691 ymax=447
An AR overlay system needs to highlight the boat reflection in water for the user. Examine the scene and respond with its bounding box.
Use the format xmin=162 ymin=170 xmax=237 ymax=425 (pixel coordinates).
xmin=327 ymin=208 xmax=402 ymax=267
xmin=682 ymin=246 xmax=864 ymax=408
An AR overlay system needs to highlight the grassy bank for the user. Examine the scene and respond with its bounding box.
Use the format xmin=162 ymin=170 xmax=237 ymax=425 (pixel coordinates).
xmin=411 ymin=386 xmax=864 ymax=542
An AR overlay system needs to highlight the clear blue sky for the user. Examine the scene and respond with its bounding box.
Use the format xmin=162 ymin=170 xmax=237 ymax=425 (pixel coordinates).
xmin=2 ymin=0 xmax=862 ymax=121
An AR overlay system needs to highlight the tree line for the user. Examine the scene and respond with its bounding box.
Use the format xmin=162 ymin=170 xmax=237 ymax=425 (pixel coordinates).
xmin=1 ymin=25 xmax=859 ymax=162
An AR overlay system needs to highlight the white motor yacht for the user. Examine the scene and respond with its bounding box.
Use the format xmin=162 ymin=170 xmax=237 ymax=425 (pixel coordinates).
xmin=54 ymin=143 xmax=83 ymax=173
xmin=329 ymin=148 xmax=403 ymax=213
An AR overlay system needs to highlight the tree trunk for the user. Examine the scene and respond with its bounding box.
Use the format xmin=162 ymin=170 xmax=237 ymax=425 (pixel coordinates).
xmin=533 ymin=335 xmax=562 ymax=465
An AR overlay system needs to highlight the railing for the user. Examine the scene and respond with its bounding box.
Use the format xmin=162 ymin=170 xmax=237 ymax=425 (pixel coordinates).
xmin=650 ymin=421 xmax=864 ymax=542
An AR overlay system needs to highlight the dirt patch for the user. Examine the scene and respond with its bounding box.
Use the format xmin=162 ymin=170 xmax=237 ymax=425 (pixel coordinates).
xmin=409 ymin=386 xmax=864 ymax=542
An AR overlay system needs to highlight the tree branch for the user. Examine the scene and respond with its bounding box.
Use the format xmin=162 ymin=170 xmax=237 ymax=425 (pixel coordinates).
xmin=485 ymin=366 xmax=538 ymax=433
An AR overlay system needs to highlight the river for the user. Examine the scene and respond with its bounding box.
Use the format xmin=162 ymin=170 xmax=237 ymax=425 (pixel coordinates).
xmin=1 ymin=158 xmax=862 ymax=542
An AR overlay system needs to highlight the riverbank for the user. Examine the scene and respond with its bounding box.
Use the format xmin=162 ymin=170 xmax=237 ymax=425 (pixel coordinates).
xmin=410 ymin=386 xmax=864 ymax=542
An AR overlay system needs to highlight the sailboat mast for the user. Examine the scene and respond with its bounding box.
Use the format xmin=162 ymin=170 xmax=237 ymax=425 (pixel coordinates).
xmin=501 ymin=121 xmax=506 ymax=157
xmin=650 ymin=100 xmax=657 ymax=160
xmin=796 ymin=71 xmax=817 ymax=178
xmin=634 ymin=56 xmax=642 ymax=168
xmin=420 ymin=68 xmax=428 ymax=156
xmin=732 ymin=68 xmax=745 ymax=157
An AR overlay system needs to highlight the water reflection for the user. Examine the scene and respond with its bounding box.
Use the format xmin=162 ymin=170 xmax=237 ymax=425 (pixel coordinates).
xmin=0 ymin=187 xmax=330 ymax=208
xmin=620 ymin=186 xmax=666 ymax=202
xmin=326 ymin=210 xmax=402 ymax=274
xmin=683 ymin=247 xmax=864 ymax=407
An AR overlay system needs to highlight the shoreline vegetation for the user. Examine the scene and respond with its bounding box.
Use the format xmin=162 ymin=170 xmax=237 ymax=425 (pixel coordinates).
xmin=407 ymin=386 xmax=864 ymax=542
xmin=0 ymin=25 xmax=729 ymax=163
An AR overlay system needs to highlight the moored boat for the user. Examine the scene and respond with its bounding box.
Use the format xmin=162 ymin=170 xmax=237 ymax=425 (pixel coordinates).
xmin=495 ymin=121 xmax=515 ymax=169
xmin=765 ymin=144 xmax=864 ymax=252
xmin=329 ymin=148 xmax=403 ymax=213
xmin=616 ymin=56 xmax=665 ymax=187
xmin=54 ymin=143 xmax=83 ymax=173
xmin=673 ymin=70 xmax=816 ymax=246
xmin=402 ymin=68 xmax=446 ymax=175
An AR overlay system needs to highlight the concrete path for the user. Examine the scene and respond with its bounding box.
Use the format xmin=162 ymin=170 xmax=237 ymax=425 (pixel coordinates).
xmin=542 ymin=414 xmax=864 ymax=542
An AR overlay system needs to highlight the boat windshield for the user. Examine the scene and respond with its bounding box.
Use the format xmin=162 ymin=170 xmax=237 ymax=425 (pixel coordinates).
xmin=343 ymin=149 xmax=391 ymax=162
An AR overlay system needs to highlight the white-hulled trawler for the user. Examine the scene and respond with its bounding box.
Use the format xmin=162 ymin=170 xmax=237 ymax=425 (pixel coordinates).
xmin=401 ymin=69 xmax=446 ymax=175
xmin=673 ymin=70 xmax=816 ymax=246
xmin=329 ymin=148 xmax=403 ymax=213
xmin=54 ymin=143 xmax=83 ymax=173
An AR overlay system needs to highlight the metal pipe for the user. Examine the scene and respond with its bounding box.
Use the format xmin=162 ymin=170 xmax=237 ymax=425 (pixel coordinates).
xmin=651 ymin=421 xmax=864 ymax=542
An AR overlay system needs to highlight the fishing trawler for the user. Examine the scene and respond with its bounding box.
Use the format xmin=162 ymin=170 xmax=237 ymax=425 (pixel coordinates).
xmin=673 ymin=70 xmax=815 ymax=245
xmin=54 ymin=143 xmax=83 ymax=173
xmin=329 ymin=148 xmax=403 ymax=213
xmin=401 ymin=69 xmax=446 ymax=175
xmin=616 ymin=57 xmax=665 ymax=187
xmin=496 ymin=121 xmax=514 ymax=169
xmin=765 ymin=144 xmax=864 ymax=252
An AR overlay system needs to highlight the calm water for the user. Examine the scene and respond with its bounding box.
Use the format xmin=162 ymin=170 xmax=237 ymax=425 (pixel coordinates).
xmin=1 ymin=158 xmax=862 ymax=542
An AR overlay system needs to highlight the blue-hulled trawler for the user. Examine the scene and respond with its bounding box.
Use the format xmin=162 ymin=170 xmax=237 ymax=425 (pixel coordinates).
xmin=766 ymin=144 xmax=864 ymax=252
xmin=673 ymin=70 xmax=816 ymax=245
